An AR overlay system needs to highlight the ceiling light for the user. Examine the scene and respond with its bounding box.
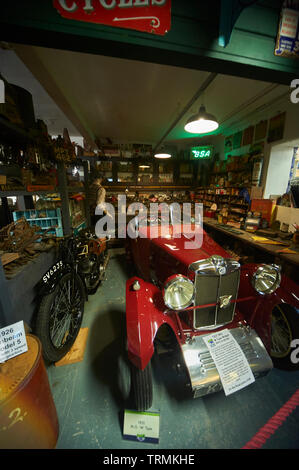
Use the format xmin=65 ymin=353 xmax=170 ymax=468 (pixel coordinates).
xmin=139 ymin=164 xmax=150 ymax=169
xmin=184 ymin=105 xmax=219 ymax=134
xmin=154 ymin=153 xmax=172 ymax=159
xmin=154 ymin=149 xmax=172 ymax=159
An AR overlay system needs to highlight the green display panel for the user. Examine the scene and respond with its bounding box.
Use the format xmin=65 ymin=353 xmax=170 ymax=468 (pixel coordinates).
xmin=190 ymin=146 xmax=213 ymax=160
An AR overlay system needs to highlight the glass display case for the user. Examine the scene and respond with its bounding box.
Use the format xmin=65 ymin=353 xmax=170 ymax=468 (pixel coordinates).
xmin=118 ymin=161 xmax=135 ymax=183
xmin=179 ymin=162 xmax=193 ymax=184
xmin=158 ymin=161 xmax=173 ymax=183
xmin=96 ymin=161 xmax=113 ymax=182
xmin=138 ymin=162 xmax=154 ymax=184
xmin=66 ymin=163 xmax=85 ymax=189
xmin=69 ymin=195 xmax=86 ymax=234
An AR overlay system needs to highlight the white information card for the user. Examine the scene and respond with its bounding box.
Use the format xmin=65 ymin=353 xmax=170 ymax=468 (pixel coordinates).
xmin=123 ymin=409 xmax=160 ymax=444
xmin=0 ymin=321 xmax=28 ymax=363
xmin=203 ymin=328 xmax=255 ymax=396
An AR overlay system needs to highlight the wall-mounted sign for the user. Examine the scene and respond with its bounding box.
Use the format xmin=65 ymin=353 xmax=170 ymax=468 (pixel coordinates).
xmin=190 ymin=145 xmax=213 ymax=160
xmin=275 ymin=2 xmax=299 ymax=59
xmin=53 ymin=0 xmax=171 ymax=36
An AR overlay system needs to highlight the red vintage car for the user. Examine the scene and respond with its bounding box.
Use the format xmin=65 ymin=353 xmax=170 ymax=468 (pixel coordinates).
xmin=124 ymin=222 xmax=299 ymax=411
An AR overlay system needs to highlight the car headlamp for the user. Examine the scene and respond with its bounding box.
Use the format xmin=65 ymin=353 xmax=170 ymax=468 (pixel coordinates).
xmin=163 ymin=274 xmax=194 ymax=310
xmin=252 ymin=264 xmax=281 ymax=295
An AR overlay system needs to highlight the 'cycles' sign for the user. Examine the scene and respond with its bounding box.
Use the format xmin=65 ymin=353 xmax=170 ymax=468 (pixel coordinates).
xmin=53 ymin=0 xmax=171 ymax=35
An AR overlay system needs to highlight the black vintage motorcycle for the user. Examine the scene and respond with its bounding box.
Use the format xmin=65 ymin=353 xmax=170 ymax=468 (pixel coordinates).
xmin=35 ymin=231 xmax=109 ymax=363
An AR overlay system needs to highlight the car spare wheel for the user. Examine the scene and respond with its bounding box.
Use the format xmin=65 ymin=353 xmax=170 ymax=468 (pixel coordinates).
xmin=271 ymin=304 xmax=299 ymax=371
xmin=130 ymin=361 xmax=153 ymax=411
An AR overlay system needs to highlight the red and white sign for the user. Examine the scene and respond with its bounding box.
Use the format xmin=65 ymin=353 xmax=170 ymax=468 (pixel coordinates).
xmin=53 ymin=0 xmax=171 ymax=36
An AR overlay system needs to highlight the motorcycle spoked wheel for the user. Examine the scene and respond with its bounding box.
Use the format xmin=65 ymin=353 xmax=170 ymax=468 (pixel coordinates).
xmin=35 ymin=272 xmax=85 ymax=363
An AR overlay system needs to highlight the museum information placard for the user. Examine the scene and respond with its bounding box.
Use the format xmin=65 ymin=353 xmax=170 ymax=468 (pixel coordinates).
xmin=203 ymin=329 xmax=255 ymax=396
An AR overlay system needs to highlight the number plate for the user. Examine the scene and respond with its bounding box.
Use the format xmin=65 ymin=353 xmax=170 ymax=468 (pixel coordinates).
xmin=42 ymin=261 xmax=63 ymax=283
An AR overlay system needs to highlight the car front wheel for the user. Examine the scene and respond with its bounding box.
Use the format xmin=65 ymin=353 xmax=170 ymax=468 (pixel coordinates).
xmin=271 ymin=304 xmax=299 ymax=371
xmin=131 ymin=361 xmax=153 ymax=411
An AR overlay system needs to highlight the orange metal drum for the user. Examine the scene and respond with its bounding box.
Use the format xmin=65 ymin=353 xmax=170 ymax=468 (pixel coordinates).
xmin=0 ymin=334 xmax=59 ymax=449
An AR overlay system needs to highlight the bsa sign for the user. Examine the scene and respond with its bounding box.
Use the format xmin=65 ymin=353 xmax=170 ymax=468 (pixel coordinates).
xmin=53 ymin=0 xmax=171 ymax=36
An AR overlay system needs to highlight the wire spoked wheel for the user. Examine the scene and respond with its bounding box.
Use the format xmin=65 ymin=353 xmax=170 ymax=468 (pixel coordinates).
xmin=36 ymin=272 xmax=85 ymax=363
xmin=270 ymin=304 xmax=299 ymax=370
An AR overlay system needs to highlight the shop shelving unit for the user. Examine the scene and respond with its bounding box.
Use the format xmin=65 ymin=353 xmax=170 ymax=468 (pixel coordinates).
xmin=0 ymin=118 xmax=88 ymax=326
xmin=12 ymin=208 xmax=64 ymax=237
xmin=195 ymin=186 xmax=250 ymax=226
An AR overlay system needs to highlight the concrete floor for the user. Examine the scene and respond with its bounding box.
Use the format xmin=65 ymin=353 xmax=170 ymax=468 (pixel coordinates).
xmin=47 ymin=251 xmax=299 ymax=450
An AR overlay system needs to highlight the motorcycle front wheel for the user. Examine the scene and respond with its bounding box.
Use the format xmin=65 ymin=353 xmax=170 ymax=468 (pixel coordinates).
xmin=35 ymin=272 xmax=85 ymax=363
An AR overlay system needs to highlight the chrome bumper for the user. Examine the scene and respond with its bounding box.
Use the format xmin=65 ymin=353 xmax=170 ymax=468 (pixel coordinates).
xmin=181 ymin=327 xmax=273 ymax=398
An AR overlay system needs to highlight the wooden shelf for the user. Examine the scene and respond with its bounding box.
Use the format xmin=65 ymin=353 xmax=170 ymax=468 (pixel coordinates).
xmin=0 ymin=189 xmax=59 ymax=197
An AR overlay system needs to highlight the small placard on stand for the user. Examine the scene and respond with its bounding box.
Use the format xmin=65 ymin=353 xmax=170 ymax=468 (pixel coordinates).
xmin=123 ymin=409 xmax=160 ymax=444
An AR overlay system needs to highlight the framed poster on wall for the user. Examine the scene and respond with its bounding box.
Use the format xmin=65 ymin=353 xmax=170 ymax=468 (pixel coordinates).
xmin=267 ymin=112 xmax=286 ymax=143
xmin=242 ymin=126 xmax=254 ymax=146
xmin=254 ymin=120 xmax=268 ymax=142
xmin=224 ymin=136 xmax=233 ymax=153
xmin=233 ymin=131 xmax=243 ymax=149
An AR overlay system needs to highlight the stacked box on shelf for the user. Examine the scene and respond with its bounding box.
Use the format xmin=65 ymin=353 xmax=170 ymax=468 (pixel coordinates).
xmin=250 ymin=199 xmax=276 ymax=224
xmin=12 ymin=208 xmax=64 ymax=237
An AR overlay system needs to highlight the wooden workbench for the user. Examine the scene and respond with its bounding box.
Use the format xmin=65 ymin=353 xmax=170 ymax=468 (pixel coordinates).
xmin=203 ymin=217 xmax=299 ymax=281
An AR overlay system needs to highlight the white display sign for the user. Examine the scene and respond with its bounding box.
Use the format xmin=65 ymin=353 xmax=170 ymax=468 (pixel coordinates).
xmin=123 ymin=409 xmax=160 ymax=444
xmin=203 ymin=329 xmax=255 ymax=396
xmin=0 ymin=79 xmax=4 ymax=104
xmin=0 ymin=321 xmax=28 ymax=363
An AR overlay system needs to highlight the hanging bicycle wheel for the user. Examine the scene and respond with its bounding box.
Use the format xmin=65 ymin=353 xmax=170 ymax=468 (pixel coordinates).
xmin=35 ymin=272 xmax=85 ymax=363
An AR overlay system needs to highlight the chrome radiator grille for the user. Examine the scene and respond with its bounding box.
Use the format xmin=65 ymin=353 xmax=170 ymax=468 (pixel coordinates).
xmin=189 ymin=256 xmax=240 ymax=329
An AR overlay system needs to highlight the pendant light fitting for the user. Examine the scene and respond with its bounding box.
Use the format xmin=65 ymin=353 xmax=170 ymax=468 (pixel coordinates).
xmin=184 ymin=104 xmax=219 ymax=134
xmin=154 ymin=151 xmax=172 ymax=159
xmin=154 ymin=145 xmax=172 ymax=159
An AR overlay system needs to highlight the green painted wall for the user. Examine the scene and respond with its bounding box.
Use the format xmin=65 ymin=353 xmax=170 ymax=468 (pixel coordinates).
xmin=0 ymin=1 xmax=298 ymax=84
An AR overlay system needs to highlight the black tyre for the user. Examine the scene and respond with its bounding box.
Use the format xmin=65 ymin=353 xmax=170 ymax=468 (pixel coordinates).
xmin=35 ymin=272 xmax=85 ymax=363
xmin=131 ymin=361 xmax=153 ymax=411
xmin=270 ymin=304 xmax=299 ymax=371
xmin=117 ymin=319 xmax=132 ymax=407
xmin=117 ymin=353 xmax=132 ymax=406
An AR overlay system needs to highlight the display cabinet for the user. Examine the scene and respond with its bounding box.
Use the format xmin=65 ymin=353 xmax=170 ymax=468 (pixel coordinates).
xmin=138 ymin=162 xmax=154 ymax=184
xmin=118 ymin=160 xmax=135 ymax=183
xmin=158 ymin=161 xmax=173 ymax=183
